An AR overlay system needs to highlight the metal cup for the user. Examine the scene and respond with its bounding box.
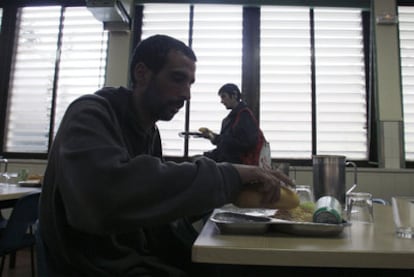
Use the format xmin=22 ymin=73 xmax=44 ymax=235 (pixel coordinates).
xmin=312 ymin=155 xmax=346 ymax=207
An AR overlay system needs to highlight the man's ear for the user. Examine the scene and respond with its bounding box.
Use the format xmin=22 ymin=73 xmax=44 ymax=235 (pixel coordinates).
xmin=133 ymin=62 xmax=152 ymax=86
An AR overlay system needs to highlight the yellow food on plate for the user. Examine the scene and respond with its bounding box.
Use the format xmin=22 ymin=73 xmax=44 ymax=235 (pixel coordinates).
xmin=234 ymin=184 xmax=300 ymax=210
xmin=27 ymin=174 xmax=43 ymax=180
xmin=272 ymin=201 xmax=316 ymax=222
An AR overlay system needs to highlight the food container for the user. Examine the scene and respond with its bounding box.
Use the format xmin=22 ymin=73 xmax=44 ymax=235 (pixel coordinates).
xmin=313 ymin=196 xmax=343 ymax=224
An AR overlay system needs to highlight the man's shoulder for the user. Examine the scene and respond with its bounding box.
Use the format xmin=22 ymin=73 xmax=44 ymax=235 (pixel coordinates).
xmin=95 ymin=86 xmax=131 ymax=98
xmin=71 ymin=87 xmax=131 ymax=108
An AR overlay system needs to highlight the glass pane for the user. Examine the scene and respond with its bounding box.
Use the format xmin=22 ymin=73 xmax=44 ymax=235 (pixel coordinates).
xmin=5 ymin=6 xmax=108 ymax=153
xmin=399 ymin=6 xmax=414 ymax=161
xmin=189 ymin=4 xmax=242 ymax=156
xmin=54 ymin=7 xmax=108 ymax=135
xmin=260 ymin=6 xmax=312 ymax=159
xmin=5 ymin=6 xmax=61 ymax=153
xmin=314 ymin=8 xmax=367 ymax=159
xmin=142 ymin=4 xmax=190 ymax=156
xmin=142 ymin=4 xmax=242 ymax=156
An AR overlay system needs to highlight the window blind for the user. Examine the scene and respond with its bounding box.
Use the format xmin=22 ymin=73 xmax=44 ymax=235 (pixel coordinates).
xmin=189 ymin=4 xmax=242 ymax=156
xmin=399 ymin=6 xmax=414 ymax=161
xmin=54 ymin=7 xmax=107 ymax=135
xmin=260 ymin=6 xmax=312 ymax=159
xmin=314 ymin=8 xmax=367 ymax=159
xmin=6 ymin=6 xmax=61 ymax=153
xmin=260 ymin=6 xmax=367 ymax=160
xmin=5 ymin=6 xmax=108 ymax=153
xmin=141 ymin=4 xmax=191 ymax=156
xmin=142 ymin=4 xmax=242 ymax=156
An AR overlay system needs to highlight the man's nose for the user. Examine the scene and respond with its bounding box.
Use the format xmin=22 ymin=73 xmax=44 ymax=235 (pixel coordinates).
xmin=181 ymin=84 xmax=191 ymax=100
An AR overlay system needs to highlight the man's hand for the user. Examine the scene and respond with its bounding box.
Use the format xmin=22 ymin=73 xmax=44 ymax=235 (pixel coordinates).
xmin=232 ymin=164 xmax=298 ymax=209
xmin=199 ymin=127 xmax=215 ymax=141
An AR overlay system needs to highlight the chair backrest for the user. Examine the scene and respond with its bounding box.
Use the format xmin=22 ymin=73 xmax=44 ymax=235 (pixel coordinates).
xmin=0 ymin=192 xmax=40 ymax=250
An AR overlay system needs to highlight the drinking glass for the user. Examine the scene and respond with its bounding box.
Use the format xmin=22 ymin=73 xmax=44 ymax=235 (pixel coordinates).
xmin=392 ymin=196 xmax=414 ymax=239
xmin=346 ymin=192 xmax=374 ymax=223
xmin=295 ymin=185 xmax=314 ymax=203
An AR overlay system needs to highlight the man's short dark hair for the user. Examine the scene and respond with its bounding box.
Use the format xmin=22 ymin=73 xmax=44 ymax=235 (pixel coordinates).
xmin=218 ymin=83 xmax=241 ymax=101
xmin=129 ymin=34 xmax=197 ymax=88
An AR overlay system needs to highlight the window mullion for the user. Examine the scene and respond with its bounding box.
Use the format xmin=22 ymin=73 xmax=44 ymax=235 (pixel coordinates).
xmin=48 ymin=6 xmax=64 ymax=152
xmin=310 ymin=8 xmax=317 ymax=155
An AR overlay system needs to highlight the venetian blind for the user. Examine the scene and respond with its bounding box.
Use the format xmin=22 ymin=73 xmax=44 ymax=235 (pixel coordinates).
xmin=141 ymin=4 xmax=242 ymax=156
xmin=189 ymin=4 xmax=242 ymax=156
xmin=399 ymin=6 xmax=414 ymax=161
xmin=54 ymin=7 xmax=107 ymax=134
xmin=260 ymin=6 xmax=367 ymax=160
xmin=6 ymin=6 xmax=61 ymax=153
xmin=314 ymin=8 xmax=367 ymax=159
xmin=260 ymin=6 xmax=312 ymax=159
xmin=5 ymin=6 xmax=107 ymax=153
xmin=141 ymin=4 xmax=191 ymax=156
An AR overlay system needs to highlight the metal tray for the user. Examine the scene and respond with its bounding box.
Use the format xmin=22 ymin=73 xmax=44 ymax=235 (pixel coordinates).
xmin=210 ymin=212 xmax=271 ymax=235
xmin=211 ymin=211 xmax=350 ymax=237
xmin=269 ymin=219 xmax=350 ymax=237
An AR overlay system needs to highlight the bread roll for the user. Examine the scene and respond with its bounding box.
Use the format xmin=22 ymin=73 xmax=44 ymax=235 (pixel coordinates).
xmin=234 ymin=185 xmax=300 ymax=210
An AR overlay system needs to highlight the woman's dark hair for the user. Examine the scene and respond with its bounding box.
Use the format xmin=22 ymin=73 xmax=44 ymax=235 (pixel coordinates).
xmin=129 ymin=34 xmax=197 ymax=88
xmin=218 ymin=83 xmax=241 ymax=101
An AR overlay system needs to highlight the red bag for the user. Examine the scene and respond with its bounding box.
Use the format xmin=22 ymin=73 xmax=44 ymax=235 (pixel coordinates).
xmin=233 ymin=108 xmax=271 ymax=168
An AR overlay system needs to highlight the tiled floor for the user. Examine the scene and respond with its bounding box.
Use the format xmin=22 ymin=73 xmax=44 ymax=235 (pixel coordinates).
xmin=2 ymin=248 xmax=35 ymax=277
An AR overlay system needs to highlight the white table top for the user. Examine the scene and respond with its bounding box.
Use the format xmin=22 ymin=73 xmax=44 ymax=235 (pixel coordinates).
xmin=192 ymin=204 xmax=414 ymax=269
xmin=0 ymin=184 xmax=41 ymax=201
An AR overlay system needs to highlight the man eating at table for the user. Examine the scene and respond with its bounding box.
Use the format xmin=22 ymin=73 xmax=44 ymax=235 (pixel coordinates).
xmin=38 ymin=34 xmax=294 ymax=276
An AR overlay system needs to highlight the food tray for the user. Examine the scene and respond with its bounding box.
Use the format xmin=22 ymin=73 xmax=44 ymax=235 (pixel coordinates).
xmin=211 ymin=212 xmax=272 ymax=235
xmin=269 ymin=219 xmax=350 ymax=237
xmin=210 ymin=211 xmax=350 ymax=237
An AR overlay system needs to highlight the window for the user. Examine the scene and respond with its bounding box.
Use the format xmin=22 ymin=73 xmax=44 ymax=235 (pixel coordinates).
xmin=2 ymin=2 xmax=369 ymax=162
xmin=142 ymin=4 xmax=242 ymax=156
xmin=140 ymin=4 xmax=368 ymax=161
xmin=261 ymin=6 xmax=367 ymax=159
xmin=399 ymin=6 xmax=414 ymax=161
xmin=5 ymin=6 xmax=107 ymax=153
